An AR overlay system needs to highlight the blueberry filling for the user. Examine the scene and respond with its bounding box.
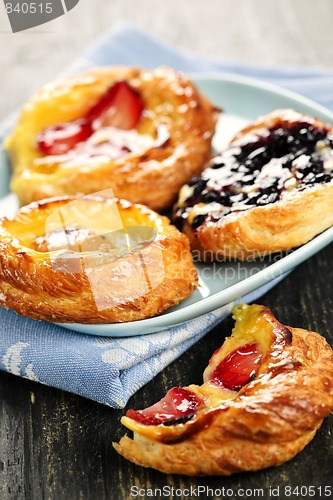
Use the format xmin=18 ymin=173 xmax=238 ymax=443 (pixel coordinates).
xmin=192 ymin=214 xmax=207 ymax=229
xmin=174 ymin=122 xmax=333 ymax=229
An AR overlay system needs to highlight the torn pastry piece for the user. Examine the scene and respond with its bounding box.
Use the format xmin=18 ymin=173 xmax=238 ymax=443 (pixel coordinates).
xmin=114 ymin=304 xmax=333 ymax=476
xmin=6 ymin=66 xmax=218 ymax=211
xmin=173 ymin=109 xmax=333 ymax=260
xmin=0 ymin=195 xmax=197 ymax=323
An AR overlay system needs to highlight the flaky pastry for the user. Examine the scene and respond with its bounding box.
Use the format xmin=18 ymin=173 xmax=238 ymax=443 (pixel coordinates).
xmin=0 ymin=196 xmax=197 ymax=323
xmin=114 ymin=304 xmax=333 ymax=476
xmin=6 ymin=66 xmax=218 ymax=211
xmin=173 ymin=109 xmax=333 ymax=260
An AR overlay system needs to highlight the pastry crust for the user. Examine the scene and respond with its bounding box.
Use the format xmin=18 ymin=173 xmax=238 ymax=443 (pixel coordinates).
xmin=114 ymin=304 xmax=333 ymax=476
xmin=173 ymin=109 xmax=333 ymax=261
xmin=6 ymin=66 xmax=218 ymax=211
xmin=0 ymin=196 xmax=198 ymax=323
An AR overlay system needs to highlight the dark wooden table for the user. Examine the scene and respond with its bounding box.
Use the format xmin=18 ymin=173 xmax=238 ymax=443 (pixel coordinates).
xmin=1 ymin=1 xmax=333 ymax=499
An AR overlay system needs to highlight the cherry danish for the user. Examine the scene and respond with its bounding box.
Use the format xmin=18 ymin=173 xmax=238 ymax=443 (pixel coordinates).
xmin=114 ymin=304 xmax=333 ymax=476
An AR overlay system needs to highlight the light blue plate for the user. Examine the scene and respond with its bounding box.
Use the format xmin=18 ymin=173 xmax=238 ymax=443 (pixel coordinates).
xmin=1 ymin=73 xmax=333 ymax=337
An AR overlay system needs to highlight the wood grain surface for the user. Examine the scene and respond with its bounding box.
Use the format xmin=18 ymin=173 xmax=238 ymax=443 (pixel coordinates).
xmin=1 ymin=1 xmax=333 ymax=499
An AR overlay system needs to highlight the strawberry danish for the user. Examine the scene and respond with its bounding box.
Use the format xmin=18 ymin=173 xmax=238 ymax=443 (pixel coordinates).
xmin=114 ymin=304 xmax=333 ymax=476
xmin=6 ymin=67 xmax=218 ymax=211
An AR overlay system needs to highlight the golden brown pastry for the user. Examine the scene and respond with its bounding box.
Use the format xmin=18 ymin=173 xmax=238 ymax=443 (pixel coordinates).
xmin=0 ymin=195 xmax=198 ymax=323
xmin=114 ymin=304 xmax=333 ymax=476
xmin=173 ymin=109 xmax=333 ymax=261
xmin=6 ymin=66 xmax=218 ymax=211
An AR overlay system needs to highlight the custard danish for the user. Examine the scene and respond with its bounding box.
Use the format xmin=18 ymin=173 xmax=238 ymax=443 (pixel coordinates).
xmin=0 ymin=195 xmax=197 ymax=323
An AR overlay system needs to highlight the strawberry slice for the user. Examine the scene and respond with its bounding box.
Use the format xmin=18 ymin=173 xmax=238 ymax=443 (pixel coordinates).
xmin=36 ymin=81 xmax=143 ymax=156
xmin=87 ymin=81 xmax=143 ymax=130
xmin=209 ymin=343 xmax=261 ymax=391
xmin=37 ymin=119 xmax=93 ymax=156
xmin=126 ymin=387 xmax=202 ymax=426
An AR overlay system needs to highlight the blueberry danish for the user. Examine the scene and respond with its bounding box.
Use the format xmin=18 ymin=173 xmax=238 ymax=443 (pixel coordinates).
xmin=173 ymin=109 xmax=333 ymax=260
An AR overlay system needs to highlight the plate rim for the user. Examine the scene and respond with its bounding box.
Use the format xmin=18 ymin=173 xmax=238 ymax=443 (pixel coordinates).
xmin=191 ymin=71 xmax=333 ymax=120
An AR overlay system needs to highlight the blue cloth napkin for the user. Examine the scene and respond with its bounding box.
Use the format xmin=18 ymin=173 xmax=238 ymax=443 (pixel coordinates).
xmin=75 ymin=23 xmax=333 ymax=111
xmin=1 ymin=24 xmax=333 ymax=408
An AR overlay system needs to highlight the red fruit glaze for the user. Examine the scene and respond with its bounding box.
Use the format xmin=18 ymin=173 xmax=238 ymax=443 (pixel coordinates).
xmin=37 ymin=81 xmax=143 ymax=155
xmin=126 ymin=387 xmax=202 ymax=426
xmin=87 ymin=81 xmax=143 ymax=130
xmin=37 ymin=119 xmax=93 ymax=156
xmin=210 ymin=343 xmax=261 ymax=390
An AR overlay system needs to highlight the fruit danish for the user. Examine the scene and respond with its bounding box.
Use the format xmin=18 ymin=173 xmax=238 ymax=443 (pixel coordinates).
xmin=114 ymin=304 xmax=333 ymax=476
xmin=173 ymin=109 xmax=333 ymax=260
xmin=0 ymin=195 xmax=197 ymax=323
xmin=6 ymin=67 xmax=218 ymax=211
